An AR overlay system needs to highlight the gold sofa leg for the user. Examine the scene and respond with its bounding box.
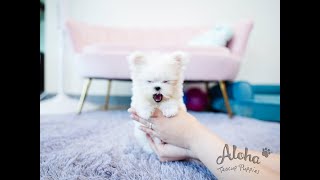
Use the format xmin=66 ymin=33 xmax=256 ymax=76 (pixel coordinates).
xmin=205 ymin=82 xmax=210 ymax=92
xmin=104 ymin=80 xmax=112 ymax=110
xmin=77 ymin=78 xmax=92 ymax=115
xmin=205 ymin=82 xmax=211 ymax=110
xmin=219 ymin=81 xmax=233 ymax=118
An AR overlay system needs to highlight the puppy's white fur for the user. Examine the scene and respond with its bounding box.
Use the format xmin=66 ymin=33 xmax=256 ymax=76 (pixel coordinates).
xmin=128 ymin=51 xmax=188 ymax=153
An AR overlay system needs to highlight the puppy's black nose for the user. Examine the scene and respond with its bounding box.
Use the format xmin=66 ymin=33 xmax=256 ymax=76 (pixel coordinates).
xmin=154 ymin=87 xmax=161 ymax=91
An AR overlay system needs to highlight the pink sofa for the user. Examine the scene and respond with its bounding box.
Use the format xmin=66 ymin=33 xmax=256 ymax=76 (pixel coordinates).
xmin=66 ymin=19 xmax=254 ymax=117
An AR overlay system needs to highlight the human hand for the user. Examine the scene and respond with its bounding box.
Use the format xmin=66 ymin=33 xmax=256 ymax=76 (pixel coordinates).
xmin=128 ymin=107 xmax=202 ymax=149
xmin=145 ymin=134 xmax=197 ymax=162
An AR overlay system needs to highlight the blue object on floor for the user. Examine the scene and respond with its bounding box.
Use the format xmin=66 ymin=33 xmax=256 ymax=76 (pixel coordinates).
xmin=210 ymin=81 xmax=280 ymax=122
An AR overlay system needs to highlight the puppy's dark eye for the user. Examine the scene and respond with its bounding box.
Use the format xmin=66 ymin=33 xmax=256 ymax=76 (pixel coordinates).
xmin=147 ymin=81 xmax=152 ymax=83
xmin=163 ymin=81 xmax=168 ymax=83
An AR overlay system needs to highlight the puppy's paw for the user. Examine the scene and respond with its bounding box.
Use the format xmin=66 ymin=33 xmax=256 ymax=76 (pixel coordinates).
xmin=137 ymin=109 xmax=153 ymax=120
xmin=161 ymin=105 xmax=178 ymax=117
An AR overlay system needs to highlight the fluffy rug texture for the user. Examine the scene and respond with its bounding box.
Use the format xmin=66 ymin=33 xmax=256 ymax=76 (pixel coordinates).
xmin=40 ymin=110 xmax=280 ymax=180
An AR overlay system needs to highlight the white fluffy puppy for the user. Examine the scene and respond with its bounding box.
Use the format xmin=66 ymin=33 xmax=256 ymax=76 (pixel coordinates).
xmin=128 ymin=51 xmax=189 ymax=153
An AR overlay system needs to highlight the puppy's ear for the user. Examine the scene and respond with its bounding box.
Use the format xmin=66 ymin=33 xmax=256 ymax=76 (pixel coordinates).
xmin=171 ymin=51 xmax=189 ymax=69
xmin=127 ymin=51 xmax=146 ymax=67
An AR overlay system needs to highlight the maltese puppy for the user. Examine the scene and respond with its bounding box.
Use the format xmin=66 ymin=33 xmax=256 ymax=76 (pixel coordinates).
xmin=128 ymin=51 xmax=189 ymax=153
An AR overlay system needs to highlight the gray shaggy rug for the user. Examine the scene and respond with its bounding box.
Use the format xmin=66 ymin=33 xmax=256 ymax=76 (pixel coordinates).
xmin=40 ymin=110 xmax=280 ymax=180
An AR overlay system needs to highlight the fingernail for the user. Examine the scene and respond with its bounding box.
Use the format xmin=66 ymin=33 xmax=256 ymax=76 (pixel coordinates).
xmin=130 ymin=114 xmax=134 ymax=119
xmin=127 ymin=108 xmax=132 ymax=112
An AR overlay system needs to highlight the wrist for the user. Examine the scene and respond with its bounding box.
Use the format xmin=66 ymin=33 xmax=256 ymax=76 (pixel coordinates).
xmin=183 ymin=118 xmax=203 ymax=149
xmin=188 ymin=124 xmax=225 ymax=159
xmin=185 ymin=122 xmax=207 ymax=152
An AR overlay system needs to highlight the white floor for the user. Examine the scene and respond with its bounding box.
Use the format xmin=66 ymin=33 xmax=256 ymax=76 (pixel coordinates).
xmin=40 ymin=94 xmax=99 ymax=115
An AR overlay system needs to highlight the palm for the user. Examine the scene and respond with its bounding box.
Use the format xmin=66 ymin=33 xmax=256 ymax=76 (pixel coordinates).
xmin=152 ymin=142 xmax=191 ymax=162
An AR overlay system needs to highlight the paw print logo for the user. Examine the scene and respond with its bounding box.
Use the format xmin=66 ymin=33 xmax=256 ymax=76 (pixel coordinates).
xmin=262 ymin=148 xmax=271 ymax=158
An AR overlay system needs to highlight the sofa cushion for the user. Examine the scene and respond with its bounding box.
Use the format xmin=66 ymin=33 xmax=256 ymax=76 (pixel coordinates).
xmin=83 ymin=43 xmax=231 ymax=55
xmin=77 ymin=47 xmax=239 ymax=81
xmin=187 ymin=24 xmax=234 ymax=47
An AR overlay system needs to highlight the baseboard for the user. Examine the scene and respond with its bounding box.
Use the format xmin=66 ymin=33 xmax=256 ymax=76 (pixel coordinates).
xmin=40 ymin=92 xmax=47 ymax=100
xmin=41 ymin=93 xmax=131 ymax=107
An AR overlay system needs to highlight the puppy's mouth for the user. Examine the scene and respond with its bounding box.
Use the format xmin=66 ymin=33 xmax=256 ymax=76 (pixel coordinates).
xmin=153 ymin=93 xmax=163 ymax=103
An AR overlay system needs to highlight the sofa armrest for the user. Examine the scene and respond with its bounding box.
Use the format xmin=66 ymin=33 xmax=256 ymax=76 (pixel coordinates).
xmin=227 ymin=19 xmax=254 ymax=57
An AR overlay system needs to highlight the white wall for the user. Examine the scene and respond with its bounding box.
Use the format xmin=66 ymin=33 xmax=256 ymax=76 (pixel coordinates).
xmin=40 ymin=0 xmax=45 ymax=53
xmin=45 ymin=0 xmax=280 ymax=96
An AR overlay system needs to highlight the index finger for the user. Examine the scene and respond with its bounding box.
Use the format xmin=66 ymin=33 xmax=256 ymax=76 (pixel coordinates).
xmin=146 ymin=134 xmax=159 ymax=154
xmin=130 ymin=114 xmax=151 ymax=127
xmin=127 ymin=107 xmax=136 ymax=113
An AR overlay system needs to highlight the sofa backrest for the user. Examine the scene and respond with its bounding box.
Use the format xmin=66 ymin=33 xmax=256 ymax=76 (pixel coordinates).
xmin=66 ymin=20 xmax=207 ymax=52
xmin=66 ymin=19 xmax=253 ymax=57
